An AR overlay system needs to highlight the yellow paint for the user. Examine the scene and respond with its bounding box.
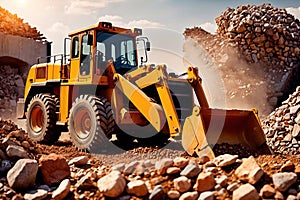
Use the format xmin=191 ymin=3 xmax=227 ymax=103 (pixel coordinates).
xmin=114 ymin=74 xmax=165 ymax=132
xmin=59 ymin=85 xmax=71 ymax=122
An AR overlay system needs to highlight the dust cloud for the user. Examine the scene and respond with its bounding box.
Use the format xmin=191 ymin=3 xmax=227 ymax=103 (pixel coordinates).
xmin=183 ymin=38 xmax=273 ymax=117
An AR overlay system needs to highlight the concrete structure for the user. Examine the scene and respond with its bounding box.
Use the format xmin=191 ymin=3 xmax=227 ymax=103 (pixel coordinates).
xmin=0 ymin=32 xmax=49 ymax=73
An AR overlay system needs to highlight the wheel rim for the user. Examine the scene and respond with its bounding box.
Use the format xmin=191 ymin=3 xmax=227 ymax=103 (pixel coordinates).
xmin=73 ymin=109 xmax=91 ymax=139
xmin=30 ymin=106 xmax=44 ymax=133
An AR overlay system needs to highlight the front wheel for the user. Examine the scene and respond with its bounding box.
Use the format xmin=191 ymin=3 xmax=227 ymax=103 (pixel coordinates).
xmin=68 ymin=95 xmax=116 ymax=152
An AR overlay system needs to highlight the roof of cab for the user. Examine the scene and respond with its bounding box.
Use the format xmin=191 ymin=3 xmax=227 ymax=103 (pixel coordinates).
xmin=68 ymin=21 xmax=139 ymax=37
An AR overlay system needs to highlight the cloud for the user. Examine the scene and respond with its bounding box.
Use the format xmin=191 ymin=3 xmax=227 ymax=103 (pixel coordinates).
xmin=98 ymin=15 xmax=124 ymax=25
xmin=200 ymin=22 xmax=217 ymax=34
xmin=47 ymin=22 xmax=70 ymax=33
xmin=286 ymin=6 xmax=300 ymax=19
xmin=46 ymin=22 xmax=71 ymax=54
xmin=128 ymin=20 xmax=164 ymax=28
xmin=65 ymin=0 xmax=124 ymax=15
xmin=98 ymin=15 xmax=164 ymax=28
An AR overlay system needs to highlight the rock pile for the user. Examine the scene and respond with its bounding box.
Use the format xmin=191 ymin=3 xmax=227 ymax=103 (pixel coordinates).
xmin=262 ymin=86 xmax=300 ymax=155
xmin=184 ymin=4 xmax=300 ymax=115
xmin=0 ymin=119 xmax=299 ymax=199
xmin=184 ymin=27 xmax=274 ymax=115
xmin=0 ymin=65 xmax=25 ymax=119
xmin=215 ymin=3 xmax=300 ymax=68
xmin=0 ymin=6 xmax=45 ymax=41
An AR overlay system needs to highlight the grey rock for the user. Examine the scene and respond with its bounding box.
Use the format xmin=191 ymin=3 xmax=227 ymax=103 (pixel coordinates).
xmin=68 ymin=156 xmax=89 ymax=166
xmin=123 ymin=161 xmax=139 ymax=175
xmin=286 ymin=195 xmax=297 ymax=200
xmin=24 ymin=189 xmax=48 ymax=200
xmin=288 ymin=188 xmax=297 ymax=195
xmin=214 ymin=154 xmax=238 ymax=167
xmin=259 ymin=184 xmax=275 ymax=198
xmin=173 ymin=176 xmax=191 ymax=193
xmin=216 ymin=175 xmax=228 ymax=187
xmin=290 ymin=105 xmax=300 ymax=115
xmin=173 ymin=157 xmax=189 ymax=169
xmin=166 ymin=167 xmax=181 ymax=174
xmin=168 ymin=190 xmax=180 ymax=199
xmin=275 ymin=191 xmax=284 ymax=200
xmin=38 ymin=185 xmax=51 ymax=192
xmin=52 ymin=179 xmax=71 ymax=200
xmin=7 ymin=159 xmax=38 ymax=190
xmin=235 ymin=156 xmax=264 ymax=184
xmin=149 ymin=185 xmax=165 ymax=200
xmin=155 ymin=158 xmax=174 ymax=175
xmin=75 ymin=172 xmax=95 ymax=190
xmin=198 ymin=191 xmax=214 ymax=200
xmin=180 ymin=164 xmax=201 ymax=178
xmin=179 ymin=191 xmax=198 ymax=200
xmin=232 ymin=183 xmax=259 ymax=200
xmin=272 ymin=172 xmax=297 ymax=192
xmin=227 ymin=183 xmax=239 ymax=192
xmin=6 ymin=145 xmax=28 ymax=158
xmin=97 ymin=171 xmax=126 ymax=198
xmin=126 ymin=180 xmax=148 ymax=197
xmin=111 ymin=163 xmax=125 ymax=172
xmin=0 ymin=160 xmax=12 ymax=175
xmin=292 ymin=124 xmax=300 ymax=137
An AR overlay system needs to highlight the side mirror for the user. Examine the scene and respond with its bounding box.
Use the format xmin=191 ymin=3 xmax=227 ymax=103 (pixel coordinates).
xmin=146 ymin=41 xmax=150 ymax=51
xmin=87 ymin=34 xmax=93 ymax=46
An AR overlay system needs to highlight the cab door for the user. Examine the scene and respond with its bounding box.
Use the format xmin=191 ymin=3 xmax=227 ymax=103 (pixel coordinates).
xmin=78 ymin=33 xmax=93 ymax=82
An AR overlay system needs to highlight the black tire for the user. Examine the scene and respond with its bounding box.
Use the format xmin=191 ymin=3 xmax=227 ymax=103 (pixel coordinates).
xmin=68 ymin=95 xmax=116 ymax=152
xmin=26 ymin=94 xmax=59 ymax=144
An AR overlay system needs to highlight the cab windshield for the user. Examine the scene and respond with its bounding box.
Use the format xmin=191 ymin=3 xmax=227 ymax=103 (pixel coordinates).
xmin=96 ymin=31 xmax=137 ymax=74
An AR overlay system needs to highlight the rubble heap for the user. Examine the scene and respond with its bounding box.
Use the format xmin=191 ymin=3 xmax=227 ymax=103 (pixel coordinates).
xmin=184 ymin=4 xmax=300 ymax=115
xmin=0 ymin=65 xmax=25 ymax=119
xmin=0 ymin=6 xmax=45 ymax=41
xmin=0 ymin=119 xmax=299 ymax=199
xmin=215 ymin=3 xmax=300 ymax=68
xmin=262 ymin=86 xmax=300 ymax=155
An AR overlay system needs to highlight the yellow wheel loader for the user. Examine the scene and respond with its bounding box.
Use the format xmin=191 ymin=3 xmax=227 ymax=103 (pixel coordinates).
xmin=17 ymin=22 xmax=271 ymax=158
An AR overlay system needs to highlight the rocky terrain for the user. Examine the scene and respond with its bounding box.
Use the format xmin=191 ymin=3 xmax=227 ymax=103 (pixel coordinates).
xmin=0 ymin=6 xmax=45 ymax=41
xmin=184 ymin=3 xmax=300 ymax=116
xmin=0 ymin=6 xmax=45 ymax=119
xmin=262 ymin=86 xmax=300 ymax=155
xmin=0 ymin=65 xmax=25 ymax=119
xmin=0 ymin=119 xmax=298 ymax=200
xmin=0 ymin=3 xmax=299 ymax=200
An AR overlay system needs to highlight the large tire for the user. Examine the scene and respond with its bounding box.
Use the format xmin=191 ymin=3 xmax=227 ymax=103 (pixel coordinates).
xmin=68 ymin=95 xmax=116 ymax=152
xmin=26 ymin=94 xmax=59 ymax=144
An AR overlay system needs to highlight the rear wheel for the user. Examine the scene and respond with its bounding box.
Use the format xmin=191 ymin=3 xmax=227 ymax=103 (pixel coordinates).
xmin=68 ymin=95 xmax=116 ymax=152
xmin=26 ymin=94 xmax=59 ymax=144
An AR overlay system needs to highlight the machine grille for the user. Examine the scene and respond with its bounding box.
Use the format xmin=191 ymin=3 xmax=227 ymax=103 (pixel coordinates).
xmin=168 ymin=80 xmax=194 ymax=124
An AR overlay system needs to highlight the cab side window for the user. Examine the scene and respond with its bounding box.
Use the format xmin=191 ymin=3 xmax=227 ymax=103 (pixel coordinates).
xmin=80 ymin=34 xmax=91 ymax=75
xmin=71 ymin=37 xmax=79 ymax=58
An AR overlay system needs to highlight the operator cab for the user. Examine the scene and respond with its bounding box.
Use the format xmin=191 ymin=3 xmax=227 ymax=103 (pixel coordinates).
xmin=96 ymin=31 xmax=137 ymax=75
xmin=68 ymin=21 xmax=149 ymax=80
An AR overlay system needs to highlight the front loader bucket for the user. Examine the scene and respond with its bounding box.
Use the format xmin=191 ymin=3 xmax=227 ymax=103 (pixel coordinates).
xmin=182 ymin=106 xmax=271 ymax=159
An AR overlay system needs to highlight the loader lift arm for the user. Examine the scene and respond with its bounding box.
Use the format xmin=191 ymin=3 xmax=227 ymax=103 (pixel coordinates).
xmin=113 ymin=64 xmax=181 ymax=136
xmin=186 ymin=66 xmax=209 ymax=108
xmin=113 ymin=73 xmax=165 ymax=132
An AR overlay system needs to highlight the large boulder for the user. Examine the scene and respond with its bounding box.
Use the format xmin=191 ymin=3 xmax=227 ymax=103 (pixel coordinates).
xmin=97 ymin=171 xmax=126 ymax=198
xmin=7 ymin=159 xmax=38 ymax=190
xmin=39 ymin=154 xmax=70 ymax=185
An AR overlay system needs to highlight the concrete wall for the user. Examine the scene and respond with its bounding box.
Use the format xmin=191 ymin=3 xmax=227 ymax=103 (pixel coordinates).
xmin=0 ymin=32 xmax=48 ymax=67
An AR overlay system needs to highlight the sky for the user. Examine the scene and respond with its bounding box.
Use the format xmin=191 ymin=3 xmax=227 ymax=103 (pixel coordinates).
xmin=0 ymin=0 xmax=300 ymax=73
